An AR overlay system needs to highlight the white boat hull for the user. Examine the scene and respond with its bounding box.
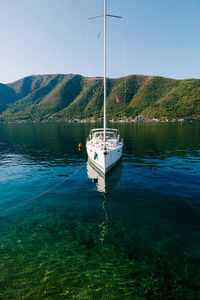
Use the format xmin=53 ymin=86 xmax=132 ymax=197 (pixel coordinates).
xmin=86 ymin=143 xmax=123 ymax=175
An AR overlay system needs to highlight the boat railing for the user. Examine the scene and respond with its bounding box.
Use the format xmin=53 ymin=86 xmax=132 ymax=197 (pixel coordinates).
xmin=90 ymin=128 xmax=119 ymax=134
xmin=87 ymin=131 xmax=123 ymax=144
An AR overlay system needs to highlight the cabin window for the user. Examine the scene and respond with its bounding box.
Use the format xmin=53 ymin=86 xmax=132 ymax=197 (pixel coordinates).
xmin=106 ymin=132 xmax=116 ymax=139
xmin=94 ymin=133 xmax=103 ymax=139
xmin=93 ymin=131 xmax=116 ymax=139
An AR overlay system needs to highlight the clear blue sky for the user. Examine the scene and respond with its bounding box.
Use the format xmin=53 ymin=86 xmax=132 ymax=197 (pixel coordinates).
xmin=0 ymin=0 xmax=200 ymax=83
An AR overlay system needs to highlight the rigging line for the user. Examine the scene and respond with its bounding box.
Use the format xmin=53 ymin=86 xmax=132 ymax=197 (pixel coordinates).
xmin=182 ymin=196 xmax=200 ymax=214
xmin=84 ymin=20 xmax=90 ymax=111
xmin=86 ymin=19 xmax=102 ymax=78
xmin=0 ymin=164 xmax=85 ymax=216
xmin=120 ymin=19 xmax=127 ymax=112
xmin=84 ymin=20 xmax=90 ymax=71
xmin=95 ymin=80 xmax=104 ymax=116
xmin=84 ymin=21 xmax=102 ymax=113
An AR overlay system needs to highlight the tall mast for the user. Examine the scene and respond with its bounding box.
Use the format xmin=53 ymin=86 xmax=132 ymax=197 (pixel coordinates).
xmin=88 ymin=1 xmax=122 ymax=147
xmin=104 ymin=0 xmax=107 ymax=146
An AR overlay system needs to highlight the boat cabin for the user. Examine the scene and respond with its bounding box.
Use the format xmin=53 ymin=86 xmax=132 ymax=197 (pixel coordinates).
xmin=88 ymin=128 xmax=120 ymax=141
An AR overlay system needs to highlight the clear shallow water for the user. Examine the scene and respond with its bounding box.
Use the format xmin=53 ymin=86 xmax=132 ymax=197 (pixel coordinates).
xmin=0 ymin=122 xmax=199 ymax=299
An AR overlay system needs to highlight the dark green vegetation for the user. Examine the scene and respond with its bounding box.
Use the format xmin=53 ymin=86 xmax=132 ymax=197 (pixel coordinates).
xmin=0 ymin=74 xmax=200 ymax=121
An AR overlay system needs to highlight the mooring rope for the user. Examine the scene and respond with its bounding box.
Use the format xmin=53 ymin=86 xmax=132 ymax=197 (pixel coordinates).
xmin=182 ymin=196 xmax=200 ymax=214
xmin=0 ymin=164 xmax=85 ymax=216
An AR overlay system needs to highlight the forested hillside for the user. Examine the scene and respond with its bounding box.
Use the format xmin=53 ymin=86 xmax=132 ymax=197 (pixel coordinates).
xmin=0 ymin=74 xmax=199 ymax=121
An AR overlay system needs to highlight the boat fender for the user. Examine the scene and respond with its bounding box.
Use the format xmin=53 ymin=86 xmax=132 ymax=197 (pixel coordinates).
xmin=78 ymin=143 xmax=82 ymax=151
xmin=94 ymin=152 xmax=98 ymax=160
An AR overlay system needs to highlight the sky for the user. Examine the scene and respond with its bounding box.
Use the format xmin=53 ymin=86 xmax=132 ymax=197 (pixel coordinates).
xmin=0 ymin=0 xmax=200 ymax=83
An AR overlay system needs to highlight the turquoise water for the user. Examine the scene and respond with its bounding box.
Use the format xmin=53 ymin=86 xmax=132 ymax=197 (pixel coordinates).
xmin=0 ymin=122 xmax=200 ymax=299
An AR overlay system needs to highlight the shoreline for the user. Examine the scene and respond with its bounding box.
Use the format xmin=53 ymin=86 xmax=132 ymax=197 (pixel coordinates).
xmin=0 ymin=117 xmax=199 ymax=124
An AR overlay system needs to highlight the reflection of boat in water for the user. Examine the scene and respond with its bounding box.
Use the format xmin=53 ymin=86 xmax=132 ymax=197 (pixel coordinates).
xmin=87 ymin=161 xmax=106 ymax=193
xmin=87 ymin=160 xmax=122 ymax=194
xmin=87 ymin=160 xmax=122 ymax=243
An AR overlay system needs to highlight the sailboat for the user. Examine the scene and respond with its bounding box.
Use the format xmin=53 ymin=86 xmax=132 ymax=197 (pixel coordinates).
xmin=86 ymin=0 xmax=123 ymax=175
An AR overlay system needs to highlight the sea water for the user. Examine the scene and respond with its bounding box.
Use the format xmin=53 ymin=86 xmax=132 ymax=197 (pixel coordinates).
xmin=0 ymin=122 xmax=199 ymax=299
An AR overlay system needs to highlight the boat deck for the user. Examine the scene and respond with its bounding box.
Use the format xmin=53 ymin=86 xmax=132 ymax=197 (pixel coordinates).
xmin=87 ymin=139 xmax=121 ymax=151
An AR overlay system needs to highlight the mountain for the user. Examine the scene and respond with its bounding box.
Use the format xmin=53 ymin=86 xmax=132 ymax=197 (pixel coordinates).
xmin=0 ymin=74 xmax=199 ymax=121
xmin=0 ymin=83 xmax=17 ymax=114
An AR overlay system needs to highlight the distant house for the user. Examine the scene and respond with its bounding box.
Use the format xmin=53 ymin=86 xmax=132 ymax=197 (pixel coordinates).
xmin=153 ymin=118 xmax=160 ymax=122
xmin=134 ymin=115 xmax=143 ymax=122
